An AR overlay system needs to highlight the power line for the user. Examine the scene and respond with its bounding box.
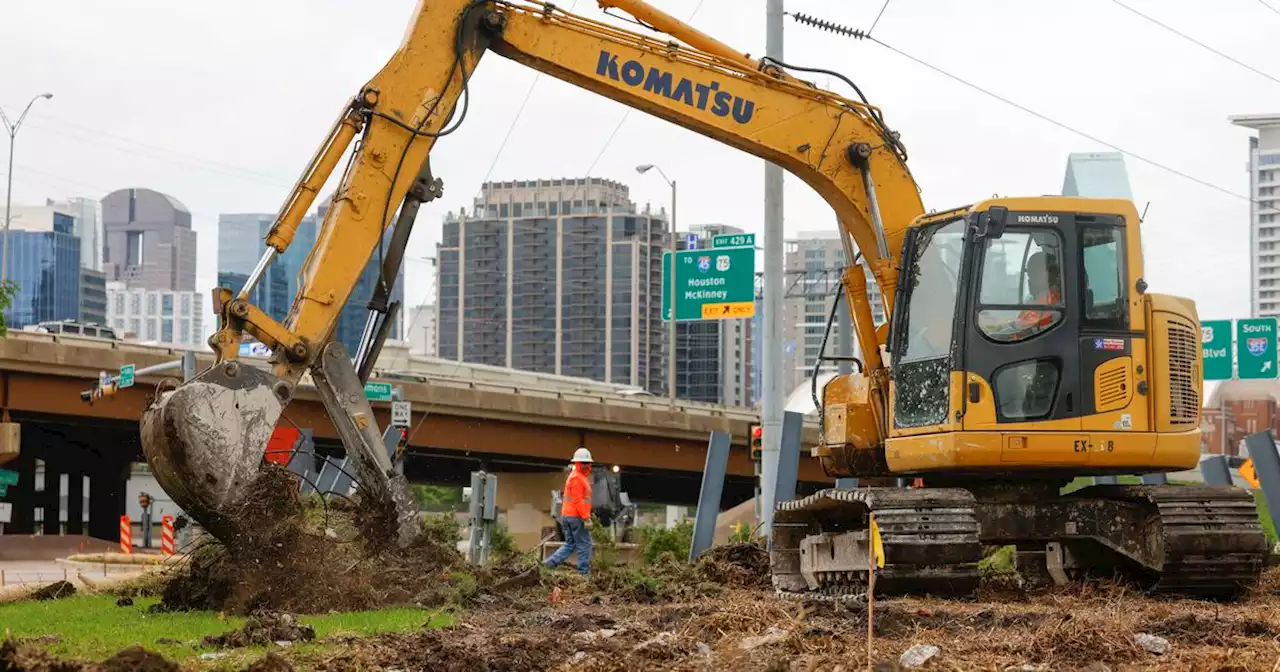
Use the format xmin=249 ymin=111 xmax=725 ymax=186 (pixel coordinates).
xmin=868 ymin=0 xmax=893 ymax=35
xmin=1260 ymin=0 xmax=1280 ymax=16
xmin=863 ymin=34 xmax=1250 ymax=202
xmin=1108 ymin=0 xmax=1280 ymax=87
xmin=0 ymin=102 xmax=293 ymax=188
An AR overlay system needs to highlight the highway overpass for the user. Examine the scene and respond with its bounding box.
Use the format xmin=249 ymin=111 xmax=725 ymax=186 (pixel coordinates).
xmin=0 ymin=331 xmax=831 ymax=539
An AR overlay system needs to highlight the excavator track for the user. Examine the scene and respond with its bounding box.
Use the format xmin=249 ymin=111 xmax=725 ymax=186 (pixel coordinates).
xmin=1095 ymin=485 xmax=1268 ymax=599
xmin=771 ymin=487 xmax=982 ymax=599
xmin=770 ymin=484 xmax=1267 ymax=601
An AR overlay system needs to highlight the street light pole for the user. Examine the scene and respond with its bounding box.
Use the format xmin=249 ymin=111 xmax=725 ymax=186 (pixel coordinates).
xmin=0 ymin=93 xmax=54 ymax=285
xmin=637 ymin=164 xmax=679 ymax=408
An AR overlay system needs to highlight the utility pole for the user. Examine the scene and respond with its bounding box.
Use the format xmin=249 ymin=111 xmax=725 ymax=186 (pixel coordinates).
xmin=0 ymin=93 xmax=53 ymax=284
xmin=760 ymin=0 xmax=785 ymax=538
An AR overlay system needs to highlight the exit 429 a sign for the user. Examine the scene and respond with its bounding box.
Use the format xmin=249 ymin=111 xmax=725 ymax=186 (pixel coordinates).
xmin=662 ymin=246 xmax=755 ymax=321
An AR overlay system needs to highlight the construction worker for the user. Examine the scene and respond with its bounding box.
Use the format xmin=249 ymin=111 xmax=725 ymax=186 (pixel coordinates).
xmin=545 ymin=447 xmax=594 ymax=576
xmin=1016 ymin=251 xmax=1063 ymax=336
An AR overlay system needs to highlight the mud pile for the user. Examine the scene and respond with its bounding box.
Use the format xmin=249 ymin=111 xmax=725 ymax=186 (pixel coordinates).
xmin=155 ymin=465 xmax=472 ymax=615
xmin=693 ymin=542 xmax=770 ymax=588
xmin=0 ymin=641 xmax=179 ymax=672
xmin=205 ymin=612 xmax=316 ymax=648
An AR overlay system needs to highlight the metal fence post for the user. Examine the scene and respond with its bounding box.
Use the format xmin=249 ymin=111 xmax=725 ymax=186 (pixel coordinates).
xmin=1200 ymin=455 xmax=1234 ymax=486
xmin=689 ymin=431 xmax=731 ymax=562
xmin=1244 ymin=430 xmax=1280 ymax=538
xmin=773 ymin=411 xmax=803 ymax=505
xmin=181 ymin=351 xmax=197 ymax=382
xmin=466 ymin=471 xmax=497 ymax=566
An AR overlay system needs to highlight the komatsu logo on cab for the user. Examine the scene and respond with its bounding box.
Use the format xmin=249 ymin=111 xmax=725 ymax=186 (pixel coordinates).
xmin=1016 ymin=214 xmax=1060 ymax=225
xmin=595 ymin=50 xmax=756 ymax=124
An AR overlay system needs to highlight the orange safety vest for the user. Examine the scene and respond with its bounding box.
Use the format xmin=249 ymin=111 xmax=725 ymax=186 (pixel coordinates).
xmin=560 ymin=465 xmax=593 ymax=519
xmin=1017 ymin=288 xmax=1061 ymax=330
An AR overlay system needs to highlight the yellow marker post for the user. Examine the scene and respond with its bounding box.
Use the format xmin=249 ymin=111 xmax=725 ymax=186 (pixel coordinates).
xmin=866 ymin=512 xmax=884 ymax=671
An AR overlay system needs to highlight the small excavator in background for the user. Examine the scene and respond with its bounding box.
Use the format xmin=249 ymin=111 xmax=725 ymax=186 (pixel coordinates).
xmin=138 ymin=0 xmax=1265 ymax=599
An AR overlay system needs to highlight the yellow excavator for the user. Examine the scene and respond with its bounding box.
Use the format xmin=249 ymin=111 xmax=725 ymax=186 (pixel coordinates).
xmin=139 ymin=0 xmax=1266 ymax=598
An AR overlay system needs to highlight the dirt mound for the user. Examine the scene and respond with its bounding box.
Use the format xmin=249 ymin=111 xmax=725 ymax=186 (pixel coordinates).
xmin=694 ymin=542 xmax=770 ymax=588
xmin=244 ymin=653 xmax=295 ymax=672
xmin=1145 ymin=612 xmax=1278 ymax=645
xmin=30 ymin=581 xmax=76 ymax=601
xmin=0 ymin=641 xmax=178 ymax=672
xmin=100 ymin=646 xmax=179 ymax=672
xmin=205 ymin=612 xmax=316 ymax=648
xmin=153 ymin=466 xmax=471 ymax=615
xmin=316 ymin=629 xmax=561 ymax=672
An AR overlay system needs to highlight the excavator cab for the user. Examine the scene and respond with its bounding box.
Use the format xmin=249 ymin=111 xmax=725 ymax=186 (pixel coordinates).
xmin=780 ymin=197 xmax=1265 ymax=600
xmin=881 ymin=197 xmax=1199 ymax=471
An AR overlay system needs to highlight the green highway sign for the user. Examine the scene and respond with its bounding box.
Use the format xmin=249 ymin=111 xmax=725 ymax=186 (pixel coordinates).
xmin=364 ymin=381 xmax=393 ymax=402
xmin=662 ymin=245 xmax=756 ymax=321
xmin=712 ymin=233 xmax=755 ymax=249
xmin=0 ymin=468 xmax=18 ymax=486
xmin=0 ymin=484 xmax=7 ymax=498
xmin=1237 ymin=317 xmax=1278 ymax=379
xmin=1201 ymin=320 xmax=1233 ymax=381
xmin=118 ymin=364 xmax=136 ymax=389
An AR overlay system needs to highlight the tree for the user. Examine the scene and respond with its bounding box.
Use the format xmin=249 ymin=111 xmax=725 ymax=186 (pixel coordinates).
xmin=0 ymin=281 xmax=17 ymax=337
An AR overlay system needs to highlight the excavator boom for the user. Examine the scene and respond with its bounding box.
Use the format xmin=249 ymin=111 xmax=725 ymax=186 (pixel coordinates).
xmin=139 ymin=0 xmax=924 ymax=551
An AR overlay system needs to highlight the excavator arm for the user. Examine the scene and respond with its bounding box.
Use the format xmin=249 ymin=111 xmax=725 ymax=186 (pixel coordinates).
xmin=140 ymin=0 xmax=924 ymax=550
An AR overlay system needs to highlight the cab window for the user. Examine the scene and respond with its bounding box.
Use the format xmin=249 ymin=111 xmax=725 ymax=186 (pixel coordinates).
xmin=976 ymin=230 xmax=1065 ymax=343
xmin=1081 ymin=226 xmax=1128 ymax=330
xmin=893 ymin=218 xmax=966 ymax=429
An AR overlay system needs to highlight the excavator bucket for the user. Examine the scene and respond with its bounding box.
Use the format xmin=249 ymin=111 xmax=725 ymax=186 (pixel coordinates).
xmin=140 ymin=361 xmax=289 ymax=545
xmin=141 ymin=344 xmax=422 ymax=551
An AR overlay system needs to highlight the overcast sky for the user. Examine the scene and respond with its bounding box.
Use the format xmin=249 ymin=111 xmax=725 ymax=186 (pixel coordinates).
xmin=3 ymin=0 xmax=1277 ymax=353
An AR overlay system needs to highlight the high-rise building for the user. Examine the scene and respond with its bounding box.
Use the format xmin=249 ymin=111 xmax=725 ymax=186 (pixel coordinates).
xmin=1061 ymin=152 xmax=1133 ymax=199
xmin=436 ymin=178 xmax=666 ymax=391
xmin=217 ymin=213 xmax=310 ymax=322
xmin=47 ymin=197 xmax=103 ymax=272
xmin=104 ymin=282 xmax=204 ymax=348
xmin=79 ymin=269 xmax=107 ymax=325
xmin=215 ymin=204 xmax=403 ymax=354
xmin=1230 ymin=115 xmax=1280 ymax=318
xmin=3 ymin=208 xmax=82 ymax=329
xmin=102 ymin=188 xmax=197 ymax=291
xmin=780 ymin=231 xmax=884 ymax=396
xmin=406 ymin=303 xmax=437 ymax=356
xmin=675 ymin=224 xmax=753 ymax=406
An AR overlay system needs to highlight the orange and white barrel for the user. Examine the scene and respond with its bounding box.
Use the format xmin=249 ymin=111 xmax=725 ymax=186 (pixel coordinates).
xmin=119 ymin=515 xmax=132 ymax=554
xmin=161 ymin=515 xmax=175 ymax=556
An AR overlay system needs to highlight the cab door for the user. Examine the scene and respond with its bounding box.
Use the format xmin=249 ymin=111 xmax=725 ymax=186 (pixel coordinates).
xmin=961 ymin=214 xmax=1084 ymax=435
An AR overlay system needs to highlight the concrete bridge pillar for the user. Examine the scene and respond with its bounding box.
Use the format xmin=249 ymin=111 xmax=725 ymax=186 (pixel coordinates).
xmin=492 ymin=471 xmax=563 ymax=551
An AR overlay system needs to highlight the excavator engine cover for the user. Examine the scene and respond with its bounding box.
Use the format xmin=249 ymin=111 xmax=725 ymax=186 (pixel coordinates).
xmin=140 ymin=361 xmax=289 ymax=545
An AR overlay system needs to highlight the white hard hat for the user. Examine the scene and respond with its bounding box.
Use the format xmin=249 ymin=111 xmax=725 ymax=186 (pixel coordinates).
xmin=571 ymin=447 xmax=593 ymax=463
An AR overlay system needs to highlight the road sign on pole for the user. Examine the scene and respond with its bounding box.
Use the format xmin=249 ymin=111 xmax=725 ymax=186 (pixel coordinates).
xmin=391 ymin=401 xmax=411 ymax=428
xmin=662 ymin=245 xmax=756 ymax=321
xmin=118 ymin=364 xmax=136 ymax=389
xmin=1237 ymin=317 xmax=1278 ymax=379
xmin=364 ymin=381 xmax=393 ymax=402
xmin=713 ymin=233 xmax=755 ymax=249
xmin=1201 ymin=319 xmax=1234 ymax=381
xmin=0 ymin=469 xmax=18 ymax=486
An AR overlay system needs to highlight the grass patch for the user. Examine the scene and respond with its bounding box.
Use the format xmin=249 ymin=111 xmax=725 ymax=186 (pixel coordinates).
xmin=1255 ymin=489 xmax=1278 ymax=546
xmin=0 ymin=594 xmax=451 ymax=667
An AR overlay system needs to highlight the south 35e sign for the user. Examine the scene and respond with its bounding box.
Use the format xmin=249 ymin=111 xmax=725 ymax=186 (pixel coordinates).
xmin=1201 ymin=318 xmax=1278 ymax=381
